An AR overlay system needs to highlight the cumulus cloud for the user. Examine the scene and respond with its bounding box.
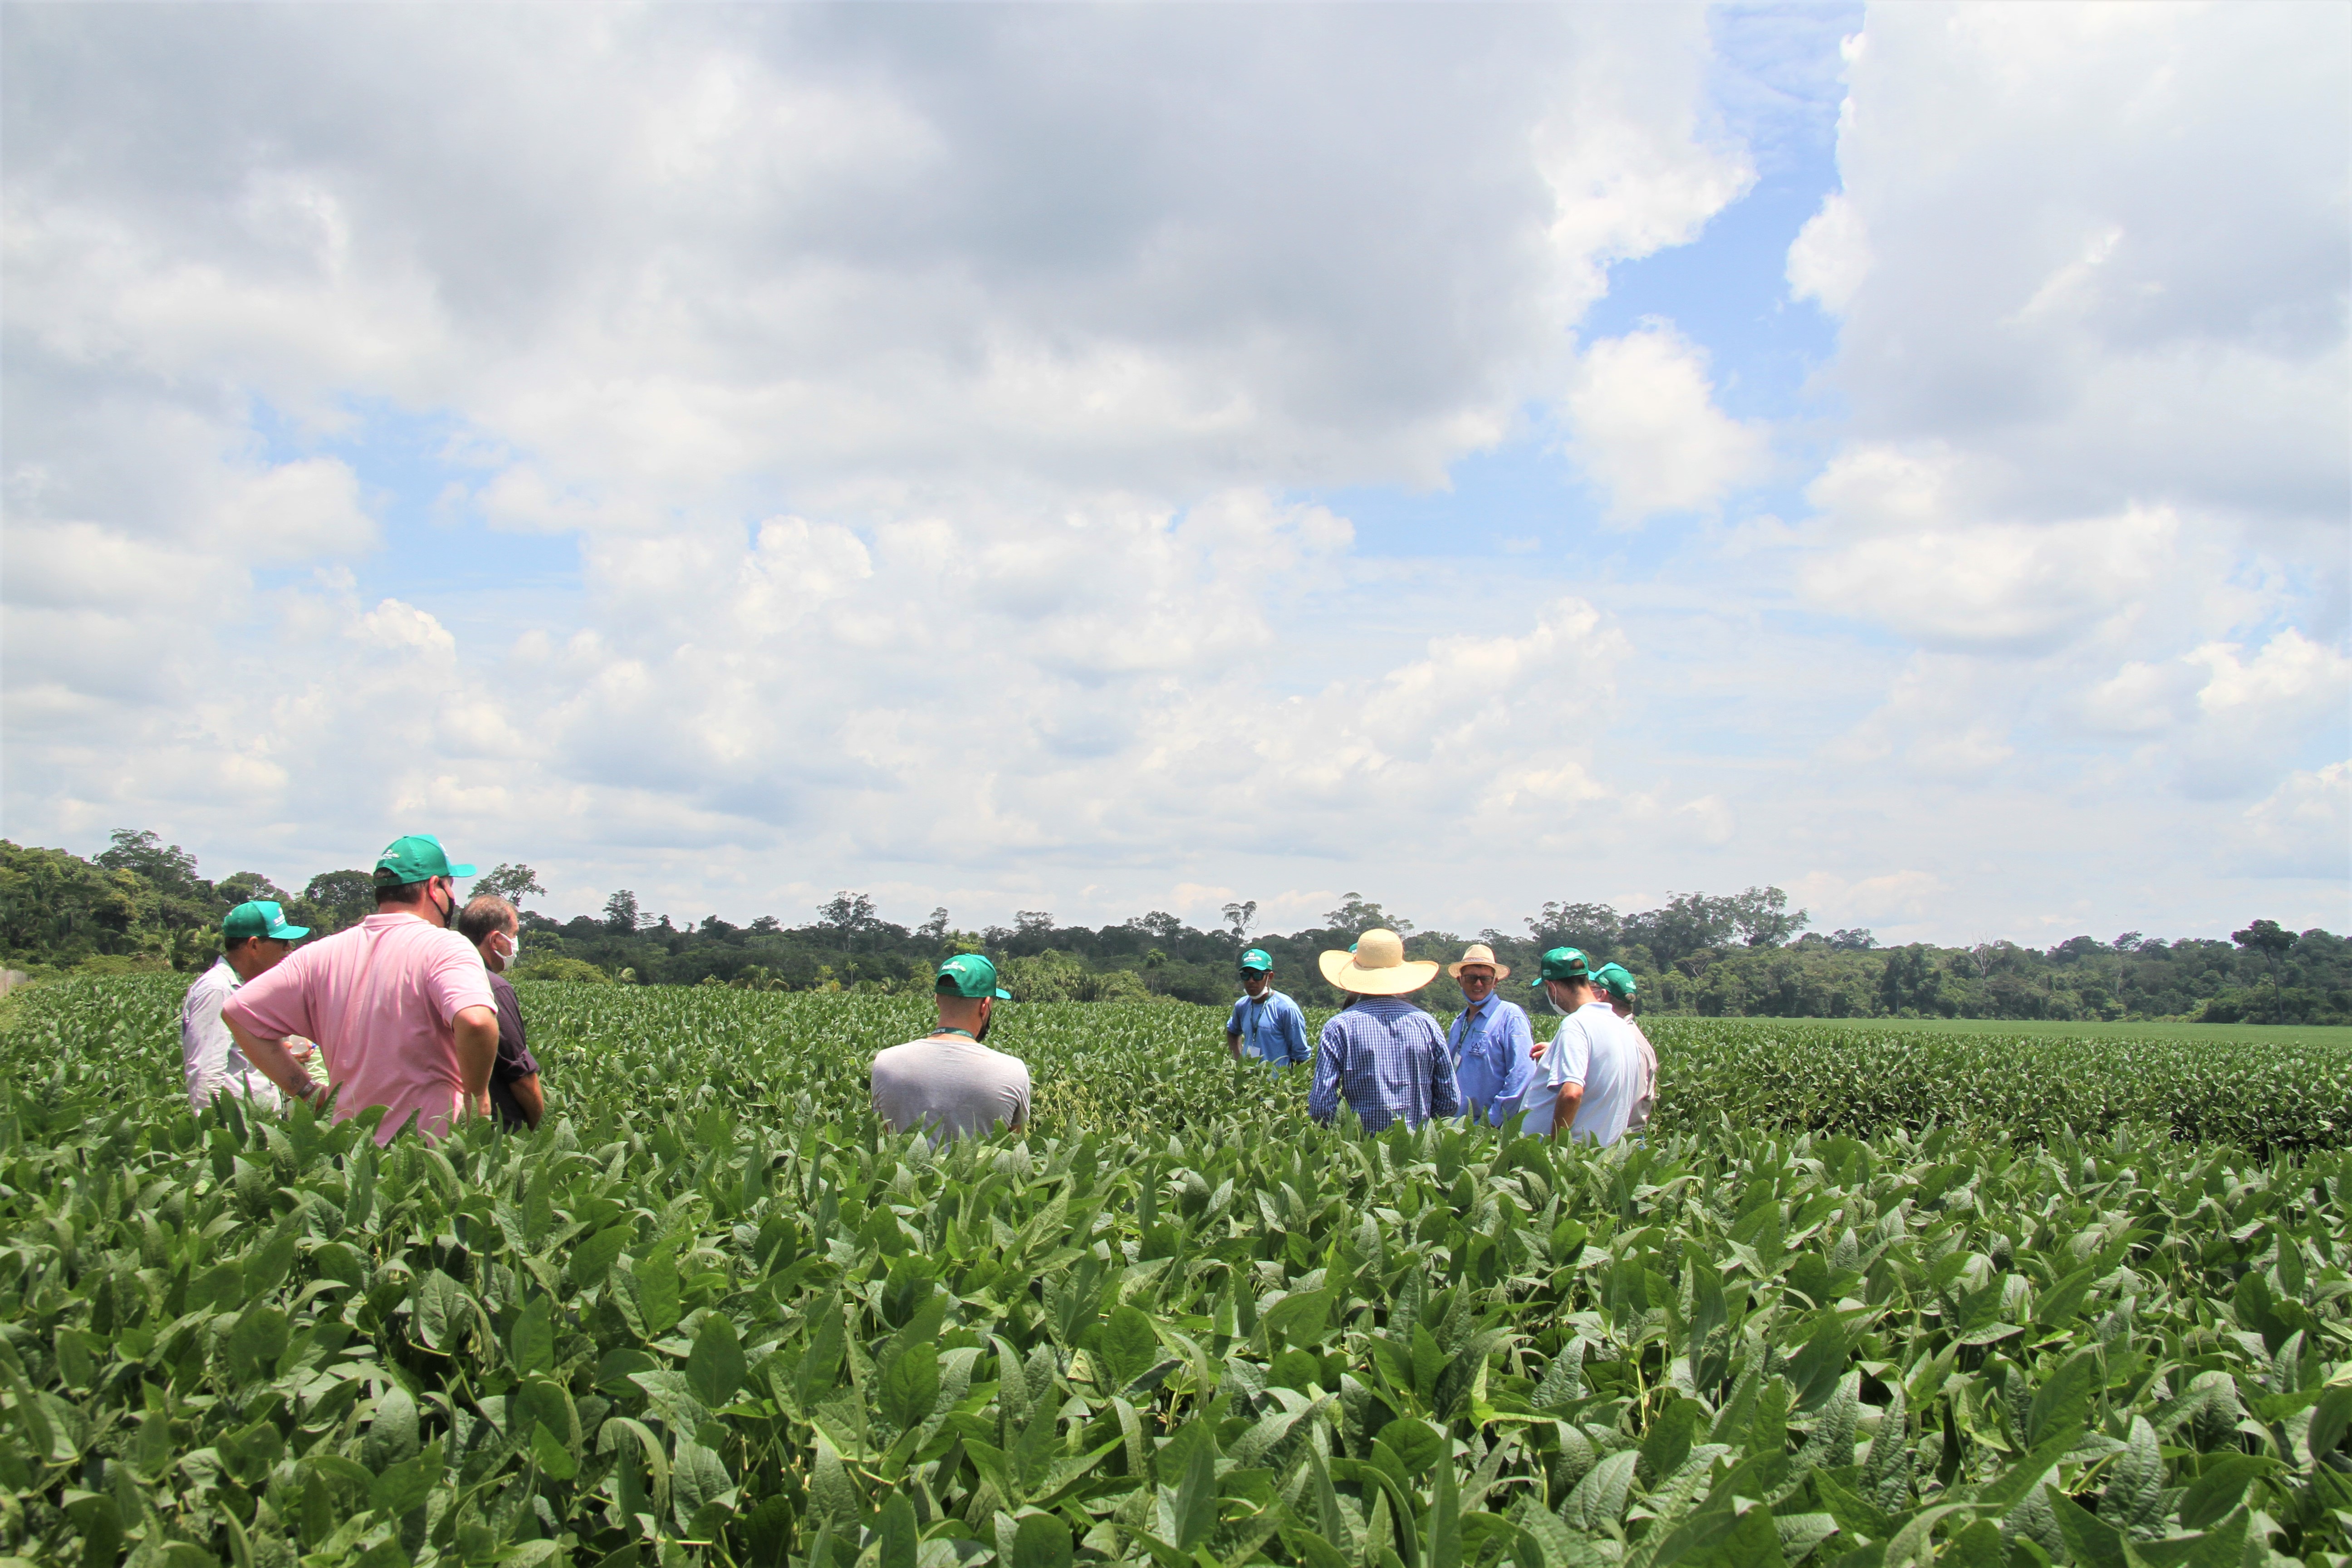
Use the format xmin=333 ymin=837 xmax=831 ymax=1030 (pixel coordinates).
xmin=1784 ymin=0 xmax=2347 ymax=889
xmin=1563 ymin=323 xmax=1769 ymax=522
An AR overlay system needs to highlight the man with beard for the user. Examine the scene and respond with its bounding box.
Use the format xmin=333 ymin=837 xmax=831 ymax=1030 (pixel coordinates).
xmin=225 ymin=833 xmax=498 ymax=1144
xmin=870 ymin=953 xmax=1029 ymax=1141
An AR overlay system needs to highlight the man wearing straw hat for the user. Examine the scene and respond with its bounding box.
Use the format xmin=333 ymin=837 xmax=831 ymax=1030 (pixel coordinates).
xmin=1446 ymin=942 xmax=1537 ymax=1127
xmin=1306 ymin=929 xmax=1461 ymax=1133
xmin=1519 ymin=946 xmax=1640 ymax=1145
xmin=1594 ymin=962 xmax=1657 ymax=1137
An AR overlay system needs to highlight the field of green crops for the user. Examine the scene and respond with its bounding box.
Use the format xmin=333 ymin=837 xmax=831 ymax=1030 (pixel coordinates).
xmin=3 ymin=978 xmax=2350 ymax=1568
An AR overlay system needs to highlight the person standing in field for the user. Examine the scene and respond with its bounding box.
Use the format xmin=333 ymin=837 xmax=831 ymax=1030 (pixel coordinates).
xmin=181 ymin=900 xmax=315 ymax=1114
xmin=1226 ymin=947 xmax=1310 ymax=1068
xmin=1446 ymin=942 xmax=1536 ymax=1127
xmin=1307 ymin=929 xmax=1461 ymax=1133
xmin=458 ymin=894 xmax=544 ymax=1130
xmin=1519 ymin=947 xmax=1640 ymax=1145
xmin=871 ymin=954 xmax=1030 ymax=1141
xmin=223 ymin=834 xmax=500 ymax=1144
xmin=1594 ymin=962 xmax=1656 ymax=1137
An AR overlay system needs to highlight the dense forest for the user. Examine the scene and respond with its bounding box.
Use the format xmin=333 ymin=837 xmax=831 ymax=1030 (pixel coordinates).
xmin=3 ymin=830 xmax=2345 ymax=1023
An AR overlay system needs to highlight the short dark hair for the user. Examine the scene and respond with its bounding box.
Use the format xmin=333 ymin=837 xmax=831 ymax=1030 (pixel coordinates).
xmin=457 ymin=894 xmax=517 ymax=946
xmin=375 ymin=876 xmax=431 ymax=906
xmin=223 ymin=934 xmax=257 ymax=953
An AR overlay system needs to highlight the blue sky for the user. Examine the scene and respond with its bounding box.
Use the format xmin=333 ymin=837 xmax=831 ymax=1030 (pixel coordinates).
xmin=4 ymin=2 xmax=2344 ymax=944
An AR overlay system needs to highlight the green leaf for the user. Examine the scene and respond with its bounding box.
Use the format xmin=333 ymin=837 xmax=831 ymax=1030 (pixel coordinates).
xmin=1171 ymin=1430 xmax=1220 ymax=1552
xmin=369 ymin=1441 xmax=441 ymax=1516
xmin=509 ymin=1295 xmax=554 ymax=1378
xmin=685 ymin=1313 xmax=746 ymax=1407
xmin=877 ymin=1341 xmax=940 ymax=1436
xmin=877 ymin=1494 xmax=918 ymax=1568
xmin=1264 ymin=1288 xmax=1336 ymax=1348
xmin=2026 ymin=1348 xmax=2097 ymax=1450
xmin=1423 ymin=1456 xmax=1461 ymax=1568
xmin=1012 ymin=1512 xmax=1073 ymax=1568
xmin=1100 ymin=1303 xmax=1161 ymax=1388
xmin=1640 ymin=1396 xmax=1701 ymax=1485
xmin=529 ymin=1421 xmax=578 ymax=1482
xmin=2124 ymin=1506 xmax=2250 ymax=1568
xmin=2099 ymin=1416 xmax=2163 ymax=1540
xmin=2305 ymin=1382 xmax=2352 ymax=1465
xmin=2176 ymin=1455 xmax=2270 ymax=1532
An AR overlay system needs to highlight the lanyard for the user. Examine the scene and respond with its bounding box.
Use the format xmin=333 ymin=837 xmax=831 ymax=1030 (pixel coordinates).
xmin=932 ymin=1028 xmax=977 ymax=1041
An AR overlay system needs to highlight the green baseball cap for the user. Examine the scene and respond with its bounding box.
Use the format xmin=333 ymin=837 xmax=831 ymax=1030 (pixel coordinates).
xmin=1529 ymin=946 xmax=1598 ymax=987
xmin=1593 ymin=962 xmax=1637 ymax=1000
xmin=936 ymin=953 xmax=1012 ymax=1000
xmin=1239 ymin=948 xmax=1273 ymax=973
xmin=372 ymin=833 xmax=475 ymax=887
xmin=222 ymin=900 xmax=309 ymax=942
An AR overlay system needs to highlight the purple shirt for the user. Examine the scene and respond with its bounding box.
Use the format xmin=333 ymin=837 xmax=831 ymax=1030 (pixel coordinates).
xmin=486 ymin=973 xmax=540 ymax=1129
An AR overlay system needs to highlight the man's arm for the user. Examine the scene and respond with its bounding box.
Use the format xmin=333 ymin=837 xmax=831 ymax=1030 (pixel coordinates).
xmin=226 ymin=1015 xmax=325 ymax=1107
xmin=1428 ymin=1023 xmax=1463 ymax=1119
xmin=1547 ymin=1083 xmax=1586 ymax=1140
xmin=1493 ymin=1012 xmax=1536 ymax=1122
xmin=453 ymin=1004 xmax=499 ymax=1115
xmin=1281 ymin=1002 xmax=1311 ymax=1067
xmin=1306 ymin=1022 xmax=1343 ymax=1124
xmin=1227 ymin=1029 xmax=1245 ymax=1062
xmin=508 ymin=1074 xmax=546 ymax=1131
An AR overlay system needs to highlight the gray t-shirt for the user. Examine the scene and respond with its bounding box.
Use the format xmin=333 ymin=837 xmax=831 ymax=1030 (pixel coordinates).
xmin=870 ymin=1033 xmax=1031 ymax=1141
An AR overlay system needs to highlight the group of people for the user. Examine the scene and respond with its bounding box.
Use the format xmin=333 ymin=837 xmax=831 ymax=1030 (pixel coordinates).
xmin=179 ymin=833 xmax=543 ymax=1139
xmin=178 ymin=830 xmax=1649 ymax=1153
xmin=870 ymin=927 xmax=1656 ymax=1147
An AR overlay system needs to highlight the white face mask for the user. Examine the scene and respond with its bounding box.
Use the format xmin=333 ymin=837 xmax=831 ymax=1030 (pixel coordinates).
xmin=494 ymin=931 xmax=519 ymax=973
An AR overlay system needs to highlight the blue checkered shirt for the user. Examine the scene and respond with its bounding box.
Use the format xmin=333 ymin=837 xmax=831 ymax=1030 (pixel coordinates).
xmin=1308 ymin=996 xmax=1461 ymax=1133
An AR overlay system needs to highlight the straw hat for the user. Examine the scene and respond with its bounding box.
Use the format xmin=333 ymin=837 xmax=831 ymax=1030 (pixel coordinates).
xmin=1446 ymin=942 xmax=1511 ymax=980
xmin=1319 ymin=928 xmax=1440 ymax=996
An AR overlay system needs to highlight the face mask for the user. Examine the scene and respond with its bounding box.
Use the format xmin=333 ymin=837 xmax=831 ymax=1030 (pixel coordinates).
xmin=495 ymin=932 xmax=519 ymax=973
xmin=975 ymin=1009 xmax=993 ymax=1045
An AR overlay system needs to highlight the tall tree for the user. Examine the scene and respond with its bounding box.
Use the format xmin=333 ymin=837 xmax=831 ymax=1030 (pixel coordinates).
xmin=475 ymin=863 xmax=548 ymax=909
xmin=301 ymin=870 xmax=376 ymax=933
xmin=1323 ymin=892 xmax=1411 ymax=934
xmin=1221 ymin=900 xmax=1258 ymax=944
xmin=1729 ymin=886 xmax=1809 ymax=947
xmin=604 ymin=890 xmax=642 ymax=933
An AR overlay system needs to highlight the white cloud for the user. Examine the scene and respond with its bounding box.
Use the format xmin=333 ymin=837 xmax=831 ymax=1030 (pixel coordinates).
xmin=1563 ymin=323 xmax=1769 ymax=522
xmin=1786 ymin=191 xmax=1868 ymax=314
xmin=2232 ymin=763 xmax=2352 ymax=882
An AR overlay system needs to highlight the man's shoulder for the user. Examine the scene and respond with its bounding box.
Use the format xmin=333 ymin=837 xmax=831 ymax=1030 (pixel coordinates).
xmin=488 ymin=971 xmax=518 ymax=1002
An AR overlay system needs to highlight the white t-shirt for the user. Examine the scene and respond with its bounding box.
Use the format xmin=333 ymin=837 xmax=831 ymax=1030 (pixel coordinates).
xmin=1519 ymin=1001 xmax=1640 ymax=1145
xmin=870 ymin=1033 xmax=1031 ymax=1142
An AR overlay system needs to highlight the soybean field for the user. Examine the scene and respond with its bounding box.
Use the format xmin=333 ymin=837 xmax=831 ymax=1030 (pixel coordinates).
xmin=2 ymin=978 xmax=2349 ymax=1568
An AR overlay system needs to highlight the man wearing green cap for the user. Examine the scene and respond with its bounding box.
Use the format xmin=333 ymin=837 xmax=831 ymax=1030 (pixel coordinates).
xmin=224 ymin=834 xmax=500 ymax=1145
xmin=181 ymin=900 xmax=314 ymax=1113
xmin=869 ymin=953 xmax=1030 ymax=1141
xmin=1225 ymin=949 xmax=1309 ymax=1068
xmin=1517 ymin=947 xmax=1640 ymax=1145
xmin=1593 ymin=963 xmax=1657 ymax=1137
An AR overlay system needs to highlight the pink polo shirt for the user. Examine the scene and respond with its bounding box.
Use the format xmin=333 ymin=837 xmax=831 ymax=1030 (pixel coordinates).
xmin=224 ymin=912 xmax=494 ymax=1144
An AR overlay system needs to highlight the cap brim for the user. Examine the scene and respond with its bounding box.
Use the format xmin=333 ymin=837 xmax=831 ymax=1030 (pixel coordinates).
xmin=270 ymin=925 xmax=311 ymax=941
xmin=446 ymin=862 xmax=477 ymax=877
xmin=994 ymin=987 xmax=1012 ymax=1000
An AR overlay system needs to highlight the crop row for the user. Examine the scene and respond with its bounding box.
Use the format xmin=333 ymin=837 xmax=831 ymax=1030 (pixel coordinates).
xmin=0 ymin=978 xmax=2346 ymax=1568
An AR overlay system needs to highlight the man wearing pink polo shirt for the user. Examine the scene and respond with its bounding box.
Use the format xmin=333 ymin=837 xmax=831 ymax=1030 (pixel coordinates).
xmin=225 ymin=833 xmax=499 ymax=1144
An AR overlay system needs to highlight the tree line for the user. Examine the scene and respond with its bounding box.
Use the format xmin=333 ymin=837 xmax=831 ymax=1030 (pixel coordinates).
xmin=2 ymin=831 xmax=2344 ymax=1024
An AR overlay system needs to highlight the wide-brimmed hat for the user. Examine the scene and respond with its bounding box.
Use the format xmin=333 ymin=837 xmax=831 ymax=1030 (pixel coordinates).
xmin=1447 ymin=942 xmax=1510 ymax=980
xmin=1319 ymin=928 xmax=1439 ymax=996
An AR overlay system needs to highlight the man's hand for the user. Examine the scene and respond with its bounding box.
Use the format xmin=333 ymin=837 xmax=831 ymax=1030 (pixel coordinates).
xmin=510 ymin=1074 xmax=546 ymax=1131
xmin=229 ymin=1016 xmax=326 ymax=1107
xmin=1529 ymin=1039 xmax=1548 ymax=1062
xmin=1227 ymin=1032 xmax=1244 ymax=1063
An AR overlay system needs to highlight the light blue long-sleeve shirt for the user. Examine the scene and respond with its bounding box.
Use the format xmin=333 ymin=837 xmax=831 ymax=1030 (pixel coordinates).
xmin=1225 ymin=988 xmax=1311 ymax=1067
xmin=1308 ymin=997 xmax=1461 ymax=1133
xmin=1446 ymin=995 xmax=1536 ymax=1126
